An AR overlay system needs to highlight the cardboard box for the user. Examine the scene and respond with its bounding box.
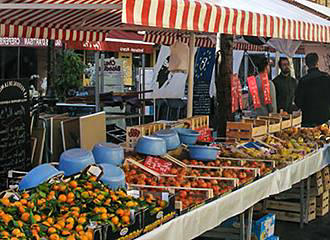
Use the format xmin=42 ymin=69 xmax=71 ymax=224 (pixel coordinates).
xmin=252 ymin=213 xmax=276 ymax=240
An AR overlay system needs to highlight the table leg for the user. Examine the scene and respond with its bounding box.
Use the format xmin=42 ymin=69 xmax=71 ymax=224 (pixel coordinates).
xmin=300 ymin=180 xmax=305 ymax=229
xmin=246 ymin=207 xmax=254 ymax=240
xmin=305 ymin=176 xmax=311 ymax=224
xmin=240 ymin=212 xmax=245 ymax=240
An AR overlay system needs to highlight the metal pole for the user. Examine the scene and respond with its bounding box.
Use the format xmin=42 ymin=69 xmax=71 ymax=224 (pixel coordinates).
xmin=275 ymin=51 xmax=280 ymax=76
xmin=246 ymin=207 xmax=254 ymax=240
xmin=240 ymin=213 xmax=245 ymax=240
xmin=100 ymin=53 xmax=105 ymax=93
xmin=142 ymin=53 xmax=146 ymax=124
xmin=95 ymin=51 xmax=100 ymax=112
xmin=17 ymin=47 xmax=20 ymax=79
xmin=244 ymin=51 xmax=248 ymax=83
xmin=187 ymin=33 xmax=195 ymax=118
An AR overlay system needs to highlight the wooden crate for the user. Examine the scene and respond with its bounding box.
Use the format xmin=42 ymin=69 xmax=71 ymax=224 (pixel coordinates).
xmin=316 ymin=191 xmax=329 ymax=216
xmin=226 ymin=119 xmax=267 ymax=141
xmin=269 ymin=113 xmax=292 ymax=130
xmin=291 ymin=111 xmax=302 ymax=127
xmin=181 ymin=115 xmax=209 ymax=130
xmin=257 ymin=116 xmax=281 ymax=133
xmin=265 ymin=197 xmax=316 ymax=223
xmin=322 ymin=167 xmax=330 ymax=191
xmin=126 ymin=122 xmax=166 ymax=147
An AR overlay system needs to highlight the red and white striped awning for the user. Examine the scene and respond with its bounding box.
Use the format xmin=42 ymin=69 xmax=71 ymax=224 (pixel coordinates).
xmin=123 ymin=0 xmax=330 ymax=43
xmin=1 ymin=0 xmax=330 ymax=43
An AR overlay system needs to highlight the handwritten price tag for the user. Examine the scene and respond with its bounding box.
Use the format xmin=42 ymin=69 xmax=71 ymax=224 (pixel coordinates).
xmin=143 ymin=156 xmax=172 ymax=174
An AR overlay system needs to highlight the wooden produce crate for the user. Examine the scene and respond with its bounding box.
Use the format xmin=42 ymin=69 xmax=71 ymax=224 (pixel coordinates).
xmin=322 ymin=167 xmax=330 ymax=191
xmin=126 ymin=122 xmax=166 ymax=147
xmin=291 ymin=111 xmax=302 ymax=127
xmin=181 ymin=115 xmax=209 ymax=130
xmin=257 ymin=116 xmax=281 ymax=134
xmin=265 ymin=198 xmax=316 ymax=223
xmin=226 ymin=119 xmax=267 ymax=141
xmin=316 ymin=190 xmax=329 ymax=216
xmin=269 ymin=113 xmax=292 ymax=130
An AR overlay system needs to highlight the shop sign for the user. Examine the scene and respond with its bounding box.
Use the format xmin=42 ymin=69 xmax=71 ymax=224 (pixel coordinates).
xmin=231 ymin=74 xmax=239 ymax=113
xmin=260 ymin=71 xmax=272 ymax=105
xmin=0 ymin=37 xmax=62 ymax=47
xmin=143 ymin=156 xmax=172 ymax=175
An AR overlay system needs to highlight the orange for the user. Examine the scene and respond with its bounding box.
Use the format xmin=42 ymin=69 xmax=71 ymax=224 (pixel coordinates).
xmin=76 ymin=224 xmax=84 ymax=232
xmin=101 ymin=213 xmax=108 ymax=220
xmin=62 ymin=230 xmax=71 ymax=236
xmin=97 ymin=195 xmax=104 ymax=201
xmin=53 ymin=224 xmax=62 ymax=230
xmin=67 ymin=235 xmax=76 ymax=240
xmin=99 ymin=207 xmax=107 ymax=214
xmin=21 ymin=193 xmax=30 ymax=199
xmin=122 ymin=216 xmax=130 ymax=224
xmin=81 ymin=192 xmax=89 ymax=199
xmin=111 ymin=216 xmax=119 ymax=225
xmin=78 ymin=217 xmax=86 ymax=224
xmin=57 ymin=220 xmax=66 ymax=228
xmin=34 ymin=215 xmax=41 ymax=222
xmin=13 ymin=201 xmax=22 ymax=207
xmin=11 ymin=238 xmax=19 ymax=240
xmin=116 ymin=209 xmax=124 ymax=216
xmin=48 ymin=227 xmax=57 ymax=234
xmin=1 ymin=231 xmax=9 ymax=237
xmin=21 ymin=212 xmax=30 ymax=222
xmin=111 ymin=195 xmax=118 ymax=201
xmin=1 ymin=198 xmax=11 ymax=206
xmin=27 ymin=202 xmax=35 ymax=209
xmin=67 ymin=192 xmax=75 ymax=199
xmin=42 ymin=221 xmax=51 ymax=227
xmin=31 ymin=224 xmax=40 ymax=232
xmin=89 ymin=176 xmax=97 ymax=182
xmin=58 ymin=194 xmax=67 ymax=203
xmin=47 ymin=217 xmax=54 ymax=225
xmin=69 ymin=180 xmax=78 ymax=188
xmin=11 ymin=228 xmax=21 ymax=236
xmin=86 ymin=231 xmax=93 ymax=240
xmin=104 ymin=199 xmax=111 ymax=206
xmin=71 ymin=207 xmax=80 ymax=212
xmin=52 ymin=185 xmax=60 ymax=191
xmin=16 ymin=220 xmax=24 ymax=228
xmin=59 ymin=184 xmax=67 ymax=192
xmin=66 ymin=217 xmax=74 ymax=224
xmin=2 ymin=214 xmax=12 ymax=224
xmin=49 ymin=233 xmax=60 ymax=240
xmin=20 ymin=199 xmax=28 ymax=205
xmin=19 ymin=206 xmax=26 ymax=214
xmin=65 ymin=223 xmax=74 ymax=230
xmin=72 ymin=211 xmax=80 ymax=218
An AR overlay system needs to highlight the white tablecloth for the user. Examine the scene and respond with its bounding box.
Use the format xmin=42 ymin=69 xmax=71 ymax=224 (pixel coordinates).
xmin=136 ymin=146 xmax=330 ymax=240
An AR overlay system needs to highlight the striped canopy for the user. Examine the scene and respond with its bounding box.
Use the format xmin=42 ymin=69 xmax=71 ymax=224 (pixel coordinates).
xmin=1 ymin=0 xmax=330 ymax=43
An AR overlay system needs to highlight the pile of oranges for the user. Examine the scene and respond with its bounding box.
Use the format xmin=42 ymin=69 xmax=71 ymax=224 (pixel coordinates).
xmin=0 ymin=173 xmax=167 ymax=240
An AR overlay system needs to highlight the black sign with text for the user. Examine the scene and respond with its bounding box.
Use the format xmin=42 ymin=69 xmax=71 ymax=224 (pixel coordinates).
xmin=0 ymin=79 xmax=30 ymax=190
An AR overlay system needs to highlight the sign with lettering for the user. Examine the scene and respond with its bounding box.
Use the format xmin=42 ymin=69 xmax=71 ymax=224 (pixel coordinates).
xmin=260 ymin=72 xmax=272 ymax=105
xmin=247 ymin=76 xmax=261 ymax=109
xmin=143 ymin=156 xmax=172 ymax=175
xmin=0 ymin=79 xmax=30 ymax=190
xmin=0 ymin=37 xmax=62 ymax=47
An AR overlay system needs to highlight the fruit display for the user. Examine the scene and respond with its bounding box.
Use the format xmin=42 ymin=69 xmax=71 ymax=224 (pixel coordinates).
xmin=0 ymin=172 xmax=168 ymax=240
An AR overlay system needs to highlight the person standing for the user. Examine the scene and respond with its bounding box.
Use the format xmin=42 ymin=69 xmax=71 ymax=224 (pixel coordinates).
xmin=295 ymin=53 xmax=330 ymax=127
xmin=273 ymin=57 xmax=297 ymax=113
xmin=248 ymin=56 xmax=277 ymax=116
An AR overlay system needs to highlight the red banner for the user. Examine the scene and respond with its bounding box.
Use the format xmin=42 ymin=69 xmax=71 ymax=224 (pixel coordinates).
xmin=143 ymin=156 xmax=172 ymax=174
xmin=247 ymin=76 xmax=261 ymax=109
xmin=260 ymin=71 xmax=272 ymax=105
xmin=231 ymin=74 xmax=239 ymax=113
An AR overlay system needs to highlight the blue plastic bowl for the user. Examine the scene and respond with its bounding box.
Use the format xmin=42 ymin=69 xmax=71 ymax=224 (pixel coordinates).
xmin=153 ymin=129 xmax=181 ymax=150
xmin=19 ymin=164 xmax=64 ymax=191
xmin=99 ymin=164 xmax=126 ymax=190
xmin=135 ymin=136 xmax=167 ymax=156
xmin=174 ymin=128 xmax=200 ymax=145
xmin=92 ymin=143 xmax=124 ymax=166
xmin=59 ymin=148 xmax=95 ymax=176
xmin=188 ymin=145 xmax=219 ymax=161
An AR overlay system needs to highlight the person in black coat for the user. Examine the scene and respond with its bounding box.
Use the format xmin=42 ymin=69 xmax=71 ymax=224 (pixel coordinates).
xmin=273 ymin=57 xmax=297 ymax=113
xmin=295 ymin=53 xmax=330 ymax=127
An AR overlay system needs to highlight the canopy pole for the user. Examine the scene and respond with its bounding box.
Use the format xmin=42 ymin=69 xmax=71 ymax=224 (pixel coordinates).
xmin=187 ymin=33 xmax=195 ymax=118
xmin=95 ymin=51 xmax=100 ymax=112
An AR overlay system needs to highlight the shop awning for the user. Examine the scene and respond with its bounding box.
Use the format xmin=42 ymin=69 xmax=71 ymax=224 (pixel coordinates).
xmin=134 ymin=0 xmax=330 ymax=43
xmin=1 ymin=0 xmax=330 ymax=43
xmin=287 ymin=0 xmax=330 ymax=19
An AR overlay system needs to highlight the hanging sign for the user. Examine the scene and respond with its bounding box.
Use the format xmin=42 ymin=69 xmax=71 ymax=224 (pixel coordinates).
xmin=237 ymin=77 xmax=243 ymax=110
xmin=260 ymin=71 xmax=272 ymax=105
xmin=247 ymin=76 xmax=261 ymax=109
xmin=231 ymin=74 xmax=239 ymax=113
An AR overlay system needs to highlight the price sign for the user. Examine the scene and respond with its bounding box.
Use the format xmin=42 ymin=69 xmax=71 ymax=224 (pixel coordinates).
xmin=247 ymin=76 xmax=261 ymax=109
xmin=231 ymin=74 xmax=239 ymax=113
xmin=260 ymin=72 xmax=272 ymax=105
xmin=143 ymin=156 xmax=172 ymax=174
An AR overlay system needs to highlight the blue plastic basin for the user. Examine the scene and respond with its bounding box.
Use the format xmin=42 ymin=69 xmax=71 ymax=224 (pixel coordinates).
xmin=19 ymin=164 xmax=64 ymax=191
xmin=174 ymin=128 xmax=200 ymax=145
xmin=153 ymin=129 xmax=181 ymax=150
xmin=99 ymin=164 xmax=126 ymax=190
xmin=59 ymin=148 xmax=95 ymax=176
xmin=135 ymin=136 xmax=167 ymax=156
xmin=188 ymin=145 xmax=219 ymax=161
xmin=92 ymin=143 xmax=124 ymax=166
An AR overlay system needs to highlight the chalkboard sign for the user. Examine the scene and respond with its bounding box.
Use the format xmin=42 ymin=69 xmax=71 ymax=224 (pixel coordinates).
xmin=193 ymin=48 xmax=215 ymax=115
xmin=0 ymin=79 xmax=30 ymax=190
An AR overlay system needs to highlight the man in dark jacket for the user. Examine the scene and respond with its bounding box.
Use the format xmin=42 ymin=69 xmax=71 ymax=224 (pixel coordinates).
xmin=295 ymin=53 xmax=330 ymax=127
xmin=273 ymin=57 xmax=297 ymax=113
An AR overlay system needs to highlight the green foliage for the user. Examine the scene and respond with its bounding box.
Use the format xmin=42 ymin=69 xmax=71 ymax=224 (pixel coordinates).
xmin=55 ymin=50 xmax=86 ymax=99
